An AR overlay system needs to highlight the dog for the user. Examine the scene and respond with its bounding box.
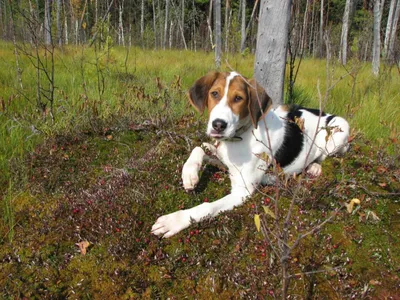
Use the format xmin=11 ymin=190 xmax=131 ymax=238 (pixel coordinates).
xmin=151 ymin=71 xmax=349 ymax=238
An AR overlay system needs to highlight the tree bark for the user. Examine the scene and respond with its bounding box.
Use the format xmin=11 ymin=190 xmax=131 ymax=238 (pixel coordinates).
xmin=388 ymin=0 xmax=400 ymax=61
xmin=224 ymin=0 xmax=230 ymax=52
xmin=152 ymin=0 xmax=157 ymax=49
xmin=63 ymin=0 xmax=68 ymax=45
xmin=240 ymin=0 xmax=246 ymax=52
xmin=141 ymin=0 xmax=145 ymax=40
xmin=301 ymin=0 xmax=310 ymax=54
xmin=118 ymin=1 xmax=125 ymax=46
xmin=254 ymin=0 xmax=292 ymax=107
xmin=339 ymin=0 xmax=353 ymax=65
xmin=163 ymin=0 xmax=169 ymax=49
xmin=56 ymin=0 xmax=62 ymax=46
xmin=215 ymin=0 xmax=222 ymax=69
xmin=319 ymin=0 xmax=324 ymax=58
xmin=207 ymin=0 xmax=214 ymax=49
xmin=372 ymin=0 xmax=385 ymax=75
xmin=44 ymin=0 xmax=52 ymax=45
xmin=383 ymin=0 xmax=396 ymax=58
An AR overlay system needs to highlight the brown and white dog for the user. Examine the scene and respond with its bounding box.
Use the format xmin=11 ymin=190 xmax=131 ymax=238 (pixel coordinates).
xmin=152 ymin=71 xmax=349 ymax=238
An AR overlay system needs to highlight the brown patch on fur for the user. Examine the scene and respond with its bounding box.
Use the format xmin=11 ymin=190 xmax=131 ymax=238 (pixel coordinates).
xmin=188 ymin=71 xmax=221 ymax=113
xmin=206 ymin=73 xmax=228 ymax=115
xmin=226 ymin=76 xmax=250 ymax=119
xmin=247 ymin=79 xmax=272 ymax=128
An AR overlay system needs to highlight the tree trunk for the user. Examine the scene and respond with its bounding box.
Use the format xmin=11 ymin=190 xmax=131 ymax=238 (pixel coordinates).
xmin=215 ymin=0 xmax=222 ymax=69
xmin=339 ymin=0 xmax=353 ymax=64
xmin=224 ymin=0 xmax=230 ymax=52
xmin=44 ymin=0 xmax=52 ymax=45
xmin=207 ymin=0 xmax=214 ymax=49
xmin=163 ymin=0 xmax=169 ymax=49
xmin=254 ymin=0 xmax=292 ymax=107
xmin=301 ymin=0 xmax=310 ymax=54
xmin=56 ymin=0 xmax=62 ymax=46
xmin=319 ymin=0 xmax=324 ymax=58
xmin=383 ymin=0 xmax=396 ymax=58
xmin=241 ymin=0 xmax=260 ymax=53
xmin=118 ymin=1 xmax=125 ymax=46
xmin=372 ymin=0 xmax=385 ymax=75
xmin=152 ymin=0 xmax=157 ymax=49
xmin=388 ymin=0 xmax=400 ymax=61
xmin=63 ymin=0 xmax=68 ymax=45
xmin=240 ymin=0 xmax=246 ymax=52
xmin=169 ymin=20 xmax=173 ymax=48
xmin=309 ymin=0 xmax=315 ymax=56
xmin=141 ymin=0 xmax=145 ymax=40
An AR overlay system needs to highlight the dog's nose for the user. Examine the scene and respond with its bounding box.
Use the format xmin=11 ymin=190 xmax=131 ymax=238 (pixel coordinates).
xmin=212 ymin=119 xmax=227 ymax=133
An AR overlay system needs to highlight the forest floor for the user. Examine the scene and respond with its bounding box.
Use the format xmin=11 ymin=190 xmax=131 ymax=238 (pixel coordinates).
xmin=0 ymin=44 xmax=399 ymax=298
xmin=1 ymin=115 xmax=399 ymax=298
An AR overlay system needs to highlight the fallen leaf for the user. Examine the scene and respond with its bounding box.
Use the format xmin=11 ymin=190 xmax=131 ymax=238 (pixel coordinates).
xmin=376 ymin=166 xmax=387 ymax=174
xmin=106 ymin=135 xmax=113 ymax=140
xmin=255 ymin=152 xmax=271 ymax=164
xmin=366 ymin=210 xmax=380 ymax=222
xmin=254 ymin=214 xmax=261 ymax=232
xmin=76 ymin=241 xmax=90 ymax=255
xmin=345 ymin=198 xmax=360 ymax=213
xmin=378 ymin=182 xmax=387 ymax=188
xmin=369 ymin=279 xmax=382 ymax=286
xmin=262 ymin=206 xmax=276 ymax=219
xmin=294 ymin=116 xmax=305 ymax=131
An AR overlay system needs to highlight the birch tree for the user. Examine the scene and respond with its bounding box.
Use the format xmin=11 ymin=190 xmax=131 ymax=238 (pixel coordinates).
xmin=140 ymin=0 xmax=145 ymax=40
xmin=224 ymin=0 xmax=230 ymax=52
xmin=319 ymin=0 xmax=324 ymax=57
xmin=254 ymin=0 xmax=292 ymax=106
xmin=240 ymin=0 xmax=246 ymax=52
xmin=383 ymin=0 xmax=397 ymax=58
xmin=44 ymin=0 xmax=52 ymax=45
xmin=163 ymin=0 xmax=169 ymax=50
xmin=372 ymin=0 xmax=385 ymax=76
xmin=339 ymin=0 xmax=353 ymax=65
xmin=386 ymin=0 xmax=400 ymax=61
xmin=215 ymin=0 xmax=222 ymax=69
xmin=56 ymin=0 xmax=62 ymax=46
xmin=118 ymin=0 xmax=125 ymax=46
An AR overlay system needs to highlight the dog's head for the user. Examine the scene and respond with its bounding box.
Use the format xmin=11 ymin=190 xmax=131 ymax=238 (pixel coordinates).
xmin=189 ymin=71 xmax=272 ymax=140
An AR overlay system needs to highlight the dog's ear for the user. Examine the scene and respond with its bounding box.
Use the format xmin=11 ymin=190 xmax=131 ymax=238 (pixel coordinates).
xmin=188 ymin=71 xmax=219 ymax=113
xmin=247 ymin=79 xmax=272 ymax=128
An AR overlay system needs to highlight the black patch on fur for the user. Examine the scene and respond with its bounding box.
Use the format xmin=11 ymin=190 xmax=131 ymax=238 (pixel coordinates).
xmin=274 ymin=105 xmax=304 ymax=168
xmin=325 ymin=114 xmax=336 ymax=126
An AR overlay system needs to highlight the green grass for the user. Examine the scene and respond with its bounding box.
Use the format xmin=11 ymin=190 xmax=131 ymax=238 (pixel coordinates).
xmin=0 ymin=41 xmax=399 ymax=298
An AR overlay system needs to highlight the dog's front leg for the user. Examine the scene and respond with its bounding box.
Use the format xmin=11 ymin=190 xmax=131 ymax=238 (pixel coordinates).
xmin=182 ymin=142 xmax=217 ymax=191
xmin=151 ymin=187 xmax=251 ymax=238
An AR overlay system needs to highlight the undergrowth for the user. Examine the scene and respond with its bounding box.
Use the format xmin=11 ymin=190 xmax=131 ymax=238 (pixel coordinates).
xmin=0 ymin=41 xmax=399 ymax=298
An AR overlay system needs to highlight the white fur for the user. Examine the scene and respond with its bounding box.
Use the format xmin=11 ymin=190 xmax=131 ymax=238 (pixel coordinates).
xmin=151 ymin=72 xmax=350 ymax=238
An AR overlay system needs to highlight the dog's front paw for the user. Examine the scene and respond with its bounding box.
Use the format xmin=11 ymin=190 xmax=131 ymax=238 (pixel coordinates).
xmin=151 ymin=210 xmax=191 ymax=238
xmin=182 ymin=162 xmax=201 ymax=191
xmin=306 ymin=162 xmax=322 ymax=177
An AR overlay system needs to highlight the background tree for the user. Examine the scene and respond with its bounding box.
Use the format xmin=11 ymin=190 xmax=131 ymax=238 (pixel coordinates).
xmin=254 ymin=0 xmax=292 ymax=106
xmin=339 ymin=0 xmax=353 ymax=65
xmin=215 ymin=0 xmax=222 ymax=68
xmin=372 ymin=0 xmax=385 ymax=75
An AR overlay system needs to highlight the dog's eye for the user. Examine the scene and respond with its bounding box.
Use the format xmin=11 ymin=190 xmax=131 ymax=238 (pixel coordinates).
xmin=234 ymin=96 xmax=243 ymax=102
xmin=211 ymin=91 xmax=219 ymax=98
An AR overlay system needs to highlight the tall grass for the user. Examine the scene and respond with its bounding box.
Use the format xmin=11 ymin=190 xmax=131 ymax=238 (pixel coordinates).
xmin=0 ymin=41 xmax=399 ymax=193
